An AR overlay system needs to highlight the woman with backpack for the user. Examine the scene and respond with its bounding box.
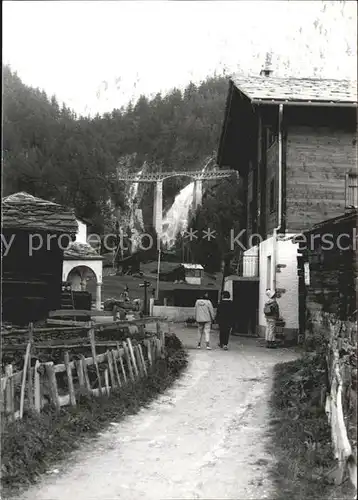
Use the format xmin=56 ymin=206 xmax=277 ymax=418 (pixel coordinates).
xmin=264 ymin=289 xmax=279 ymax=348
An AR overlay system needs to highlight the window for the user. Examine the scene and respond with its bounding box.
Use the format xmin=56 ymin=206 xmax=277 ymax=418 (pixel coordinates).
xmin=266 ymin=256 xmax=272 ymax=290
xmin=346 ymin=173 xmax=358 ymax=208
xmin=269 ymin=178 xmax=275 ymax=213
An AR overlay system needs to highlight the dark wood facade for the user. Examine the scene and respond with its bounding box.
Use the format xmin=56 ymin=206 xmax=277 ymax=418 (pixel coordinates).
xmin=2 ymin=193 xmax=78 ymax=325
xmin=297 ymin=210 xmax=357 ymax=334
xmin=217 ymin=79 xmax=357 ymax=246
xmin=2 ymin=230 xmax=69 ymax=324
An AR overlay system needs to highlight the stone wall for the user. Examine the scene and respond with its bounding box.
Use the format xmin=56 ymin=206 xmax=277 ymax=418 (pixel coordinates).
xmin=152 ymin=305 xmax=217 ymax=323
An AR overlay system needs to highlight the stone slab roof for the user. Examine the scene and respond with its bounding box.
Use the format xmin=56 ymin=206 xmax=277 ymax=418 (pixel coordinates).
xmin=2 ymin=192 xmax=78 ymax=234
xmin=231 ymin=76 xmax=357 ymax=105
xmin=303 ymin=208 xmax=358 ymax=235
xmin=64 ymin=242 xmax=103 ymax=260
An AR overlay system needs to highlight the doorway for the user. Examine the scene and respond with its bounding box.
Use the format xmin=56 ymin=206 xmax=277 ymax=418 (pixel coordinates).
xmin=232 ymin=279 xmax=259 ymax=336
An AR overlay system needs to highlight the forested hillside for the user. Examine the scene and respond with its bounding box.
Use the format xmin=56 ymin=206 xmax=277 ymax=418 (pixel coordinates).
xmin=3 ymin=65 xmax=229 ymax=233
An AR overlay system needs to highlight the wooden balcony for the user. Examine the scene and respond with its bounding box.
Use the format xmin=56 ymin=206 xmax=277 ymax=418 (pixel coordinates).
xmin=235 ymin=254 xmax=259 ymax=278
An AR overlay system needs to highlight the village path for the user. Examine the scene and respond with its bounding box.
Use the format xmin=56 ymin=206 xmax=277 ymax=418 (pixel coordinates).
xmin=18 ymin=328 xmax=298 ymax=500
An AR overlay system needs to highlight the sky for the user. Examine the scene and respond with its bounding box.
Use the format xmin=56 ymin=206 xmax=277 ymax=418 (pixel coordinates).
xmin=3 ymin=1 xmax=357 ymax=117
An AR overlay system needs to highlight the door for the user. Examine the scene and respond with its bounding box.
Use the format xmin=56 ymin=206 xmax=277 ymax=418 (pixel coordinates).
xmin=232 ymin=280 xmax=259 ymax=335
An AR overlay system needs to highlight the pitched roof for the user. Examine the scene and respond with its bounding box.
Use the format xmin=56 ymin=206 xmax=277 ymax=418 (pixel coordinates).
xmin=64 ymin=242 xmax=103 ymax=260
xmin=302 ymin=208 xmax=358 ymax=235
xmin=2 ymin=192 xmax=78 ymax=234
xmin=181 ymin=263 xmax=204 ymax=270
xmin=231 ymin=76 xmax=357 ymax=105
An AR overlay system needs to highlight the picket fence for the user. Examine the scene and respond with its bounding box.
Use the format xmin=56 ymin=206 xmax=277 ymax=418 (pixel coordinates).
xmin=1 ymin=318 xmax=166 ymax=423
xmin=324 ymin=317 xmax=357 ymax=493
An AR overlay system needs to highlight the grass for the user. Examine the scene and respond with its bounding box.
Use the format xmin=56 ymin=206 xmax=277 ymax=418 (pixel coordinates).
xmin=1 ymin=333 xmax=188 ymax=498
xmin=87 ymin=265 xmax=222 ymax=302
xmin=268 ymin=352 xmax=356 ymax=500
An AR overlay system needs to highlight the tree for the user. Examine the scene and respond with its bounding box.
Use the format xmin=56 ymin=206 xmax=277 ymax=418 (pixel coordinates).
xmin=184 ymin=174 xmax=245 ymax=271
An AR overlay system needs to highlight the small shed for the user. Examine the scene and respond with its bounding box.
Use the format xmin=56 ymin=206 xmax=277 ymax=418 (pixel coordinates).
xmin=63 ymin=218 xmax=104 ymax=310
xmin=2 ymin=192 xmax=78 ymax=325
xmin=181 ymin=263 xmax=204 ymax=285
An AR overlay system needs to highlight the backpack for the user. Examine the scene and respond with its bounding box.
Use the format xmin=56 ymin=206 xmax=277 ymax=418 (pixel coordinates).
xmin=264 ymin=301 xmax=276 ymax=316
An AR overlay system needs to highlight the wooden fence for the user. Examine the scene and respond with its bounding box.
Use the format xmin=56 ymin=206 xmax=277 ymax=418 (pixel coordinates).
xmin=324 ymin=317 xmax=357 ymax=492
xmin=1 ymin=318 xmax=166 ymax=423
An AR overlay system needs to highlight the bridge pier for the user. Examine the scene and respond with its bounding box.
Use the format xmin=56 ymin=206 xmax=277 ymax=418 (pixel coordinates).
xmin=153 ymin=180 xmax=163 ymax=236
xmin=193 ymin=180 xmax=202 ymax=210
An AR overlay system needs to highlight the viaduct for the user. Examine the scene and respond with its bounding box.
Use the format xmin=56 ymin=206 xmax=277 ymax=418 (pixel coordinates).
xmin=116 ymin=169 xmax=235 ymax=236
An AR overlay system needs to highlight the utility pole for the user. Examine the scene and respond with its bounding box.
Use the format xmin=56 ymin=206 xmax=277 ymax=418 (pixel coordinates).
xmin=139 ymin=280 xmax=151 ymax=316
xmin=156 ymin=245 xmax=161 ymax=300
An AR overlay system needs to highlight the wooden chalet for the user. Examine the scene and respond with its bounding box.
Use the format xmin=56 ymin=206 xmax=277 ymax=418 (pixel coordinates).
xmin=218 ymin=70 xmax=357 ymax=340
xmin=2 ymin=192 xmax=78 ymax=325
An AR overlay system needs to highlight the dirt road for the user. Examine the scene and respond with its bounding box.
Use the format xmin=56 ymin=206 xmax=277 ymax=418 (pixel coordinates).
xmin=18 ymin=330 xmax=298 ymax=500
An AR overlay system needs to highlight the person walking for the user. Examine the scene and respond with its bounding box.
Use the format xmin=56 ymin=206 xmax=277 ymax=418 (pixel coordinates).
xmin=216 ymin=291 xmax=235 ymax=350
xmin=195 ymin=292 xmax=215 ymax=350
xmin=264 ymin=289 xmax=279 ymax=348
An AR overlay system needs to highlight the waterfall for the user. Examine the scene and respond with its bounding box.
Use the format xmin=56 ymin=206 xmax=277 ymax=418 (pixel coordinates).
xmin=161 ymin=182 xmax=195 ymax=248
xmin=161 ymin=157 xmax=214 ymax=248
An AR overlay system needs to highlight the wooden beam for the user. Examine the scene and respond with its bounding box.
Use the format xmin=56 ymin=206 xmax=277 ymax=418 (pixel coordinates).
xmin=80 ymin=355 xmax=91 ymax=391
xmin=33 ymin=360 xmax=41 ymax=412
xmin=126 ymin=338 xmax=139 ymax=378
xmin=111 ymin=350 xmax=122 ymax=388
xmin=138 ymin=344 xmax=148 ymax=376
xmin=122 ymin=341 xmax=135 ymax=382
xmin=5 ymin=365 xmax=14 ymax=421
xmin=106 ymin=350 xmax=116 ymax=390
xmin=117 ymin=343 xmax=128 ymax=384
xmin=19 ymin=343 xmax=31 ymax=418
xmin=88 ymin=327 xmax=103 ymax=394
xmin=44 ymin=362 xmax=60 ymax=411
xmin=64 ymin=352 xmax=76 ymax=406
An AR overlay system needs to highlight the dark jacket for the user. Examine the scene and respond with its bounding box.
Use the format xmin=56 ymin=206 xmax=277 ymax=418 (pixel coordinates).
xmin=216 ymin=299 xmax=235 ymax=327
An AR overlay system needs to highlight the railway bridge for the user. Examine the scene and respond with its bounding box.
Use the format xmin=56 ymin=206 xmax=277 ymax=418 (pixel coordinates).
xmin=116 ymin=169 xmax=236 ymax=235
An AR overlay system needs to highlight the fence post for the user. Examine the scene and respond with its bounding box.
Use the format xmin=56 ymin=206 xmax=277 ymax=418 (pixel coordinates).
xmin=80 ymin=355 xmax=91 ymax=391
xmin=134 ymin=345 xmax=144 ymax=377
xmin=145 ymin=339 xmax=152 ymax=367
xmin=64 ymin=352 xmax=76 ymax=406
xmin=33 ymin=360 xmax=41 ymax=412
xmin=44 ymin=362 xmax=60 ymax=411
xmin=126 ymin=338 xmax=139 ymax=378
xmin=75 ymin=359 xmax=85 ymax=391
xmin=111 ymin=350 xmax=122 ymax=387
xmin=106 ymin=350 xmax=116 ymax=389
xmin=27 ymin=322 xmax=34 ymax=409
xmin=104 ymin=369 xmax=110 ymax=396
xmin=122 ymin=341 xmax=135 ymax=382
xmin=138 ymin=344 xmax=148 ymax=376
xmin=19 ymin=342 xmax=32 ymax=419
xmin=88 ymin=325 xmax=103 ymax=394
xmin=117 ymin=343 xmax=128 ymax=384
xmin=5 ymin=365 xmax=14 ymax=422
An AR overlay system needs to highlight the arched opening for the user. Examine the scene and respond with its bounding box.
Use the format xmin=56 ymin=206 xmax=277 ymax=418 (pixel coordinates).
xmin=63 ymin=262 xmax=103 ymax=310
xmin=67 ymin=265 xmax=97 ymax=291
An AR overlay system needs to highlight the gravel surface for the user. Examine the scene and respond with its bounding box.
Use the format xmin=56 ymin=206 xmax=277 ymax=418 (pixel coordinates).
xmin=18 ymin=328 xmax=298 ymax=500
